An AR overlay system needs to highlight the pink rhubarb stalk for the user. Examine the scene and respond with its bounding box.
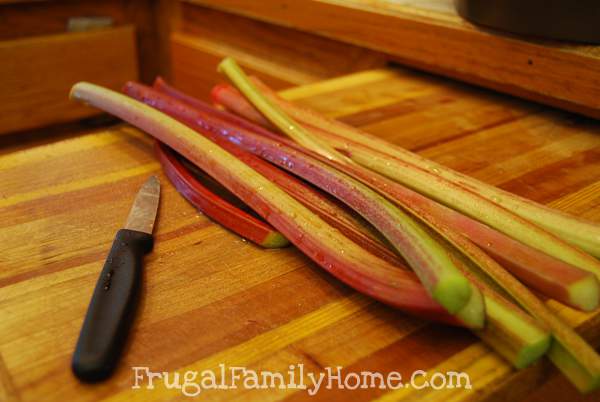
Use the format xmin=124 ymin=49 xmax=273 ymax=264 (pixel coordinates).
xmin=243 ymin=76 xmax=600 ymax=260
xmin=209 ymin=74 xmax=600 ymax=391
xmin=125 ymin=80 xmax=551 ymax=369
xmin=211 ymin=81 xmax=599 ymax=312
xmin=129 ymin=78 xmax=480 ymax=319
xmin=70 ymin=81 xmax=469 ymax=326
xmin=155 ymin=141 xmax=288 ymax=248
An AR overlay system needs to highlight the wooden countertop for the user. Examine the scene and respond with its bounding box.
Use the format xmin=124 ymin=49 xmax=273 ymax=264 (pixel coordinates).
xmin=187 ymin=0 xmax=600 ymax=119
xmin=2 ymin=67 xmax=600 ymax=401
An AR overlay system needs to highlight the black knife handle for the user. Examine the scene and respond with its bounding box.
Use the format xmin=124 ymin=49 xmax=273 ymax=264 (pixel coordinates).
xmin=72 ymin=229 xmax=153 ymax=382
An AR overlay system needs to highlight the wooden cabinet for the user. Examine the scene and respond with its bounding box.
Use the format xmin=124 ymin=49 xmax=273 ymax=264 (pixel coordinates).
xmin=0 ymin=0 xmax=177 ymax=135
xmin=0 ymin=0 xmax=387 ymax=135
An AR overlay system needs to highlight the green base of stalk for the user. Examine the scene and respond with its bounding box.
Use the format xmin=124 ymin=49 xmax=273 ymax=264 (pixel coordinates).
xmin=549 ymin=342 xmax=600 ymax=393
xmin=260 ymin=231 xmax=290 ymax=248
xmin=454 ymin=282 xmax=485 ymax=329
xmin=568 ymin=276 xmax=600 ymax=313
xmin=477 ymin=296 xmax=551 ymax=369
xmin=432 ymin=275 xmax=473 ymax=315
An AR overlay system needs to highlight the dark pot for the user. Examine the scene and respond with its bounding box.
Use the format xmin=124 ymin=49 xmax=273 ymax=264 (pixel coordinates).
xmin=455 ymin=0 xmax=600 ymax=44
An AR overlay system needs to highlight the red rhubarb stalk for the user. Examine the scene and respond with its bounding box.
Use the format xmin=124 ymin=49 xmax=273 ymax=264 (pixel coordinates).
xmin=217 ymin=59 xmax=486 ymax=318
xmin=155 ymin=141 xmax=288 ymax=248
xmin=211 ymin=81 xmax=600 ymax=312
xmin=70 ymin=81 xmax=471 ymax=327
xmin=124 ymin=80 xmax=551 ymax=369
xmin=245 ymin=76 xmax=600 ymax=259
xmin=209 ymin=75 xmax=600 ymax=391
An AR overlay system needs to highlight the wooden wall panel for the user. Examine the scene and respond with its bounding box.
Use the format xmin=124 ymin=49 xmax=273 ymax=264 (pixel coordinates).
xmin=171 ymin=32 xmax=293 ymax=101
xmin=170 ymin=3 xmax=387 ymax=101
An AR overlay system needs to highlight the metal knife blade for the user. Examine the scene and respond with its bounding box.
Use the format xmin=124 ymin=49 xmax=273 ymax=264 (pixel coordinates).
xmin=124 ymin=175 xmax=160 ymax=234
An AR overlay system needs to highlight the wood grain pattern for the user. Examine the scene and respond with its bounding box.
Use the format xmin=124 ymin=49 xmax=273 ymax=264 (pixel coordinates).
xmin=170 ymin=3 xmax=386 ymax=101
xmin=187 ymin=0 xmax=600 ymax=119
xmin=0 ymin=0 xmax=174 ymax=83
xmin=1 ymin=67 xmax=600 ymax=402
xmin=171 ymin=32 xmax=295 ymax=101
xmin=0 ymin=26 xmax=138 ymax=135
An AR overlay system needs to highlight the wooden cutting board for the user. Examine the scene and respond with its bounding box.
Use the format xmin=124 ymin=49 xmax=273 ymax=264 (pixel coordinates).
xmin=2 ymin=67 xmax=600 ymax=402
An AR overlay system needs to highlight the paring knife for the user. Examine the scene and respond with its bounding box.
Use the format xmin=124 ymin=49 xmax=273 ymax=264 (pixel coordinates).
xmin=72 ymin=176 xmax=160 ymax=382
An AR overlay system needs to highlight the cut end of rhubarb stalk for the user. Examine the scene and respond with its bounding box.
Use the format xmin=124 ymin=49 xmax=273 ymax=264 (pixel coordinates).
xmin=261 ymin=231 xmax=290 ymax=248
xmin=568 ymin=275 xmax=600 ymax=312
xmin=479 ymin=296 xmax=551 ymax=369
xmin=453 ymin=283 xmax=485 ymax=329
xmin=515 ymin=336 xmax=552 ymax=370
xmin=549 ymin=342 xmax=600 ymax=393
xmin=154 ymin=141 xmax=290 ymax=249
xmin=431 ymin=274 xmax=472 ymax=314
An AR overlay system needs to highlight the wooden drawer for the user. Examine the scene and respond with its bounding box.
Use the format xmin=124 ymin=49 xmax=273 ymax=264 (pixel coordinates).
xmin=0 ymin=26 xmax=138 ymax=135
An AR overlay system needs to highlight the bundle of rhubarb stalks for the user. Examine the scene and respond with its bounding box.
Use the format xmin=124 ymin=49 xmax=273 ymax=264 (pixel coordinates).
xmin=70 ymin=58 xmax=600 ymax=393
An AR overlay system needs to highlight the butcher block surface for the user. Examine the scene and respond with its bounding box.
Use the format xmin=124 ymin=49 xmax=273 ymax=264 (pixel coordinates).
xmin=2 ymin=67 xmax=600 ymax=402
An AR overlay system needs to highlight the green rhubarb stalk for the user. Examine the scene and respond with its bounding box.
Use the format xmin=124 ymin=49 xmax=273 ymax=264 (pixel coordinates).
xmin=132 ymin=80 xmax=552 ymax=368
xmin=478 ymin=295 xmax=550 ymax=369
xmin=211 ymin=82 xmax=600 ymax=312
xmin=210 ymin=81 xmax=599 ymax=312
xmin=449 ymin=247 xmax=550 ymax=369
xmin=234 ymin=77 xmax=600 ymax=282
xmin=374 ymin=162 xmax=599 ymax=384
xmin=217 ymin=58 xmax=349 ymax=163
xmin=247 ymin=77 xmax=600 ymax=258
xmin=218 ymin=57 xmax=478 ymax=316
xmin=211 ymin=69 xmax=600 ymax=389
xmin=337 ymin=149 xmax=600 ymax=391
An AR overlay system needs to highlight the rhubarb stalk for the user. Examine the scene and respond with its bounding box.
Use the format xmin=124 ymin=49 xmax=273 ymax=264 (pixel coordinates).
xmin=217 ymin=58 xmax=482 ymax=317
xmin=155 ymin=141 xmax=289 ymax=248
xmin=208 ymin=76 xmax=600 ymax=391
xmin=212 ymin=81 xmax=600 ymax=312
xmin=122 ymin=81 xmax=552 ymax=368
xmin=217 ymin=58 xmax=347 ymax=163
xmin=70 ymin=81 xmax=471 ymax=326
xmin=245 ymin=77 xmax=600 ymax=259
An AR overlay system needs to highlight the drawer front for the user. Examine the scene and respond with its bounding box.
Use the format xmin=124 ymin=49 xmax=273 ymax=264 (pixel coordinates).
xmin=0 ymin=26 xmax=138 ymax=135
